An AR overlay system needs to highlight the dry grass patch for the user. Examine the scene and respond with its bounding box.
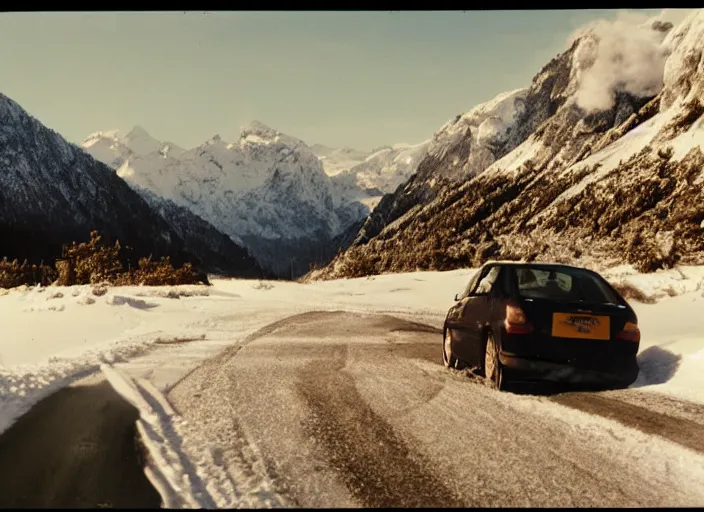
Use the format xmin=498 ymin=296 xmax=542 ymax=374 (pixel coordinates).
xmin=1 ymin=230 xmax=208 ymax=289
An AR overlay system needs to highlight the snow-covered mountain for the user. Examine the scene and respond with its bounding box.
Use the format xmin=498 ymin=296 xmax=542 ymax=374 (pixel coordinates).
xmin=83 ymin=126 xmax=186 ymax=169
xmin=328 ymin=141 xmax=431 ymax=211
xmin=347 ymin=142 xmax=430 ymax=192
xmin=83 ymin=122 xmax=374 ymax=277
xmin=84 ymin=117 xmax=436 ymax=277
xmin=0 ymin=92 xmax=263 ymax=277
xmin=310 ymin=144 xmax=371 ymax=176
xmin=310 ymin=11 xmax=704 ymax=280
xmin=346 ymin=86 xmax=531 ymax=249
xmin=308 ymin=141 xmax=431 ymax=209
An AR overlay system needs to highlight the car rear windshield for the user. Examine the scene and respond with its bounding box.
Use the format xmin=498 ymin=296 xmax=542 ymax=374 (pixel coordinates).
xmin=512 ymin=267 xmax=622 ymax=304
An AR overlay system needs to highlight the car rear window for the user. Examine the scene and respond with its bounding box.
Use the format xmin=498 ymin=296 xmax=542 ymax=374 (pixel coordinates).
xmin=513 ymin=267 xmax=622 ymax=304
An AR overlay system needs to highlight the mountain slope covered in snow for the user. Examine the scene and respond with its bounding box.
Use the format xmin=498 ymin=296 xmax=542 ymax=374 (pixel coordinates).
xmin=0 ymin=93 xmax=262 ymax=277
xmin=310 ymin=144 xmax=371 ymax=176
xmin=137 ymin=190 xmax=267 ymax=276
xmin=328 ymin=141 xmax=431 ymax=211
xmin=310 ymin=12 xmax=704 ymax=280
xmin=83 ymin=126 xmax=186 ymax=169
xmin=83 ymin=123 xmax=376 ymax=277
xmin=85 ymin=121 xmax=432 ymax=278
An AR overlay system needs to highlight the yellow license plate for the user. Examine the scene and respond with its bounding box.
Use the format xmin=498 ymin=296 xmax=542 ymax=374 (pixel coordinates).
xmin=552 ymin=313 xmax=610 ymax=340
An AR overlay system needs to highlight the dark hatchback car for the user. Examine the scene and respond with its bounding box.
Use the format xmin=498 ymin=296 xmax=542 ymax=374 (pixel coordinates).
xmin=443 ymin=261 xmax=641 ymax=391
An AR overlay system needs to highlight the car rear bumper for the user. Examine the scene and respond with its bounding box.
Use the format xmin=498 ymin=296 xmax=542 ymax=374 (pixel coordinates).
xmin=499 ymin=353 xmax=640 ymax=387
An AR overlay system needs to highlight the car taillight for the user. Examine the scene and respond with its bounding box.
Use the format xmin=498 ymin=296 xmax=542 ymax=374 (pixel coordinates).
xmin=617 ymin=321 xmax=641 ymax=343
xmin=504 ymin=303 xmax=533 ymax=335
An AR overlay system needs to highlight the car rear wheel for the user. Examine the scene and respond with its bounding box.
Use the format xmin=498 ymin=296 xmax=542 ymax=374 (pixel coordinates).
xmin=442 ymin=329 xmax=465 ymax=370
xmin=484 ymin=332 xmax=505 ymax=391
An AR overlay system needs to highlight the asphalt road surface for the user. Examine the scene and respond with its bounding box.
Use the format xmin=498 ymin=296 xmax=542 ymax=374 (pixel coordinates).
xmin=169 ymin=311 xmax=704 ymax=508
xmin=0 ymin=378 xmax=162 ymax=509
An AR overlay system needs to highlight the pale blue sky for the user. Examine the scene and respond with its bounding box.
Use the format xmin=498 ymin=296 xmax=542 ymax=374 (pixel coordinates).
xmin=0 ymin=10 xmax=675 ymax=151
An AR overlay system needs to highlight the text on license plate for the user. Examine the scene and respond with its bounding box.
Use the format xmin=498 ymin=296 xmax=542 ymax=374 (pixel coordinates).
xmin=551 ymin=313 xmax=610 ymax=340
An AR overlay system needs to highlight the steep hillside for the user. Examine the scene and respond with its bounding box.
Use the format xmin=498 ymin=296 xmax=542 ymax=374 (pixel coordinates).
xmin=349 ymin=87 xmax=532 ymax=248
xmin=0 ymin=92 xmax=262 ymax=277
xmin=310 ymin=12 xmax=704 ymax=280
xmin=138 ymin=190 xmax=266 ymax=277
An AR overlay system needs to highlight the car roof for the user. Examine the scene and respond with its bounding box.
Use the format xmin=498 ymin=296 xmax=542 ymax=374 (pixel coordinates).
xmin=481 ymin=260 xmax=593 ymax=272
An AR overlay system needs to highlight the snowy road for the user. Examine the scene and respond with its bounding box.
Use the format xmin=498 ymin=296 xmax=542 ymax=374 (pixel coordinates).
xmin=1 ymin=267 xmax=703 ymax=507
xmin=167 ymin=311 xmax=704 ymax=507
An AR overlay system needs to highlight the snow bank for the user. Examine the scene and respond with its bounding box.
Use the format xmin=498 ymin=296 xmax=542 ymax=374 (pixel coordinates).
xmin=0 ymin=283 xmax=215 ymax=436
xmin=628 ymin=289 xmax=704 ymax=404
xmin=0 ymin=271 xmax=462 ymax=440
xmin=101 ymin=364 xmax=288 ymax=508
xmin=0 ymin=339 xmax=152 ymax=435
xmin=0 ymin=284 xmax=214 ymax=367
xmin=101 ymin=364 xmax=215 ymax=508
xmin=603 ymin=264 xmax=704 ymax=302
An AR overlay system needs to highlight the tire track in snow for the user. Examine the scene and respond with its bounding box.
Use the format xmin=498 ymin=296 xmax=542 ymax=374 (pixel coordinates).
xmin=295 ymin=346 xmax=466 ymax=508
xmin=549 ymin=391 xmax=704 ymax=454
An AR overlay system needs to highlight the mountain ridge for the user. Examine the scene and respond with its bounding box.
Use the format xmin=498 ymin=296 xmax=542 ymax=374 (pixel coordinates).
xmin=83 ymin=121 xmax=431 ymax=277
xmin=0 ymin=92 xmax=263 ymax=278
xmin=308 ymin=12 xmax=704 ymax=280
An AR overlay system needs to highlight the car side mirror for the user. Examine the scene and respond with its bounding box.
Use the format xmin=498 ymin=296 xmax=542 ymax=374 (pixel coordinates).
xmin=454 ymin=294 xmax=459 ymax=301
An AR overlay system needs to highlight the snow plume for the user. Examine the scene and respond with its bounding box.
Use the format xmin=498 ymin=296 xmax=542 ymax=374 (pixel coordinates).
xmin=571 ymin=12 xmax=671 ymax=113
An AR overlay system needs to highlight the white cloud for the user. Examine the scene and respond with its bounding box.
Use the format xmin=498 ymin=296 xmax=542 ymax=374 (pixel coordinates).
xmin=570 ymin=10 xmax=675 ymax=112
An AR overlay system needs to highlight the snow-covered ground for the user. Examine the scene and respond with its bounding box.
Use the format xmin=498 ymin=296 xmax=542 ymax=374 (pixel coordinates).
xmin=1 ymin=264 xmax=703 ymax=506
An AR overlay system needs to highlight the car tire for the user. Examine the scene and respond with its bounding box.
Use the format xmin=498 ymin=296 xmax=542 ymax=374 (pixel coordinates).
xmin=483 ymin=332 xmax=505 ymax=391
xmin=442 ymin=328 xmax=466 ymax=370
